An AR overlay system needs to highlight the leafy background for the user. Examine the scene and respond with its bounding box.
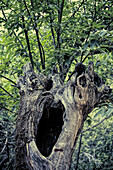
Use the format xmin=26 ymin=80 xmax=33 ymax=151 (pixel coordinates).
xmin=0 ymin=0 xmax=113 ymax=169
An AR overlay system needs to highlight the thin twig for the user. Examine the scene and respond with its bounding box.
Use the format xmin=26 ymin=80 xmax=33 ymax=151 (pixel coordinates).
xmin=0 ymin=106 xmax=16 ymax=114
xmin=60 ymin=0 xmax=86 ymax=36
xmin=81 ymin=1 xmax=108 ymax=62
xmin=23 ymin=0 xmax=30 ymax=16
xmin=0 ymin=137 xmax=8 ymax=155
xmin=0 ymin=86 xmax=13 ymax=97
xmin=57 ymin=0 xmax=65 ymax=49
xmin=105 ymin=18 xmax=113 ymax=29
xmin=50 ymin=16 xmax=56 ymax=49
xmin=82 ymin=113 xmax=113 ymax=133
xmin=1 ymin=6 xmax=26 ymax=50
xmin=71 ymin=0 xmax=85 ymax=18
xmin=1 ymin=6 xmax=7 ymax=21
xmin=75 ymin=133 xmax=83 ymax=170
xmin=0 ymin=75 xmax=17 ymax=85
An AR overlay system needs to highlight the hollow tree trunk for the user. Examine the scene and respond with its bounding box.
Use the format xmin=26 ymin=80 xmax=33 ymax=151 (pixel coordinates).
xmin=15 ymin=62 xmax=108 ymax=170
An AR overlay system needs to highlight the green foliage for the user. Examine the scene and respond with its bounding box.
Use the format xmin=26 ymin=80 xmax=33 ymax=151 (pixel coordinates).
xmin=0 ymin=75 xmax=19 ymax=169
xmin=93 ymin=104 xmax=113 ymax=118
xmin=0 ymin=109 xmax=16 ymax=170
xmin=0 ymin=0 xmax=113 ymax=74
xmin=0 ymin=0 xmax=113 ymax=169
xmin=71 ymin=116 xmax=113 ymax=170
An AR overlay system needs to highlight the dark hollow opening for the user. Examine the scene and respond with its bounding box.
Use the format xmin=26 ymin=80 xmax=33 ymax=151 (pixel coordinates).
xmin=36 ymin=100 xmax=65 ymax=157
xmin=45 ymin=79 xmax=53 ymax=91
xmin=79 ymin=93 xmax=82 ymax=99
xmin=79 ymin=75 xmax=86 ymax=87
xmin=94 ymin=73 xmax=102 ymax=87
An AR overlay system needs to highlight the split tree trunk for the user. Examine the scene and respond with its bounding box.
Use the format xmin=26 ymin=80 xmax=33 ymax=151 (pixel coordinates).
xmin=15 ymin=62 xmax=108 ymax=170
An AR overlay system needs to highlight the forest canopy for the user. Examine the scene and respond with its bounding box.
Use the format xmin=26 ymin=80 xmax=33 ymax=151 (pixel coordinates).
xmin=0 ymin=0 xmax=113 ymax=169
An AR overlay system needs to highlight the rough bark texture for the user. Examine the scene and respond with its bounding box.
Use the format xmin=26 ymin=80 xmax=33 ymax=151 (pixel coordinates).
xmin=15 ymin=62 xmax=108 ymax=170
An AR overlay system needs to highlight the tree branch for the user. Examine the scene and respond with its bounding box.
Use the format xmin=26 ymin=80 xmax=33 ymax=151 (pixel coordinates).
xmin=60 ymin=0 xmax=86 ymax=36
xmin=23 ymin=0 xmax=30 ymax=16
xmin=0 ymin=106 xmax=16 ymax=113
xmin=59 ymin=0 xmax=65 ymax=23
xmin=0 ymin=86 xmax=13 ymax=97
xmin=21 ymin=16 xmax=34 ymax=69
xmin=64 ymin=55 xmax=77 ymax=81
xmin=24 ymin=0 xmax=45 ymax=69
xmin=57 ymin=0 xmax=65 ymax=49
xmin=46 ymin=0 xmax=56 ymax=48
xmin=105 ymin=18 xmax=113 ymax=29
xmin=71 ymin=0 xmax=85 ymax=18
xmin=35 ymin=29 xmax=45 ymax=69
xmin=1 ymin=6 xmax=7 ymax=21
xmin=0 ymin=75 xmax=17 ymax=85
xmin=1 ymin=6 xmax=27 ymax=52
xmin=40 ymin=42 xmax=46 ymax=65
xmin=0 ymin=134 xmax=8 ymax=155
xmin=82 ymin=113 xmax=113 ymax=133
xmin=72 ymin=112 xmax=113 ymax=169
xmin=81 ymin=1 xmax=108 ymax=61
xmin=50 ymin=15 xmax=56 ymax=49
xmin=56 ymin=0 xmax=65 ymax=73
xmin=75 ymin=133 xmax=83 ymax=170
xmin=82 ymin=46 xmax=113 ymax=63
xmin=1 ymin=0 xmax=12 ymax=9
xmin=13 ymin=31 xmax=25 ymax=50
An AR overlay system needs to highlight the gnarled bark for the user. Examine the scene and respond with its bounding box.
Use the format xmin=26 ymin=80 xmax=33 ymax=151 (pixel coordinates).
xmin=15 ymin=62 xmax=108 ymax=170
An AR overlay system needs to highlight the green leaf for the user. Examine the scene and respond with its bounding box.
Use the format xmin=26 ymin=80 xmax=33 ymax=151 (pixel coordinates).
xmin=94 ymin=108 xmax=105 ymax=118
xmin=99 ymin=30 xmax=107 ymax=37
xmin=106 ymin=107 xmax=113 ymax=116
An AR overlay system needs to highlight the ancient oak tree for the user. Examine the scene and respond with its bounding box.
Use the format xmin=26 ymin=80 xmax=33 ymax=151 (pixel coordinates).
xmin=15 ymin=62 xmax=109 ymax=170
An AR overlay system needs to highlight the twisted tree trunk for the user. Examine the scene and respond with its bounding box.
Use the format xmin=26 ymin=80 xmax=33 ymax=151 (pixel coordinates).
xmin=15 ymin=62 xmax=108 ymax=170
